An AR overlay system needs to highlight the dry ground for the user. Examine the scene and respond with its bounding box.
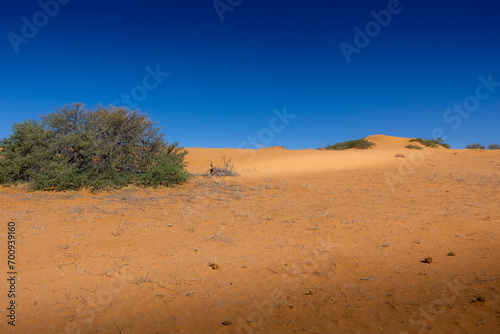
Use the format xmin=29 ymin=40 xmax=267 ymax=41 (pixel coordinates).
xmin=1 ymin=135 xmax=499 ymax=333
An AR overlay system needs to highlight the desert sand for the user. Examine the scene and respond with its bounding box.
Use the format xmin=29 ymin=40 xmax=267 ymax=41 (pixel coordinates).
xmin=1 ymin=135 xmax=499 ymax=333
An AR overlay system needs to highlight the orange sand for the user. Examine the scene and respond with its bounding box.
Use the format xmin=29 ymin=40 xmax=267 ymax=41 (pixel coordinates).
xmin=1 ymin=135 xmax=499 ymax=333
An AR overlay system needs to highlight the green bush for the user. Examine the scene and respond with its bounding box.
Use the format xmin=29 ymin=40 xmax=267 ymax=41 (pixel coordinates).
xmin=324 ymin=138 xmax=375 ymax=150
xmin=409 ymin=137 xmax=450 ymax=149
xmin=487 ymin=144 xmax=499 ymax=150
xmin=0 ymin=103 xmax=190 ymax=191
xmin=405 ymin=144 xmax=423 ymax=150
xmin=433 ymin=137 xmax=451 ymax=149
xmin=465 ymin=143 xmax=485 ymax=150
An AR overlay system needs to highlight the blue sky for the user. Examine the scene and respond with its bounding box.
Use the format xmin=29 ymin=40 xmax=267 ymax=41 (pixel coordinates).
xmin=1 ymin=0 xmax=499 ymax=149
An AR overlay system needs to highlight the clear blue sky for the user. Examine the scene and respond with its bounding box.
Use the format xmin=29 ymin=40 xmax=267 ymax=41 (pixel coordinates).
xmin=1 ymin=0 xmax=499 ymax=149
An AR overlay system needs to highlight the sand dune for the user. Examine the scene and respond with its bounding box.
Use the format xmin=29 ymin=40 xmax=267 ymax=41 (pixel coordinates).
xmin=187 ymin=135 xmax=448 ymax=176
xmin=1 ymin=135 xmax=499 ymax=333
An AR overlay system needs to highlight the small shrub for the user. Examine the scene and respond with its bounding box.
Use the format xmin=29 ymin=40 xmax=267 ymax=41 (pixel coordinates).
xmin=208 ymin=156 xmax=237 ymax=177
xmin=465 ymin=143 xmax=485 ymax=149
xmin=409 ymin=138 xmax=436 ymax=148
xmin=209 ymin=258 xmax=220 ymax=270
xmin=324 ymin=138 xmax=375 ymax=150
xmin=405 ymin=144 xmax=423 ymax=150
xmin=410 ymin=137 xmax=450 ymax=149
xmin=422 ymin=256 xmax=433 ymax=264
xmin=395 ymin=153 xmax=405 ymax=157
xmin=447 ymin=251 xmax=456 ymax=256
xmin=433 ymin=137 xmax=451 ymax=149
xmin=0 ymin=103 xmax=190 ymax=191
xmin=487 ymin=144 xmax=499 ymax=150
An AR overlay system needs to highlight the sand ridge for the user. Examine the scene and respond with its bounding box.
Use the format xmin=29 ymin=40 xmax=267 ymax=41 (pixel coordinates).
xmin=186 ymin=135 xmax=450 ymax=176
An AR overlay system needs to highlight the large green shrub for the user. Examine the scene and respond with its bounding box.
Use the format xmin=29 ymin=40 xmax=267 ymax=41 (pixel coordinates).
xmin=0 ymin=103 xmax=190 ymax=191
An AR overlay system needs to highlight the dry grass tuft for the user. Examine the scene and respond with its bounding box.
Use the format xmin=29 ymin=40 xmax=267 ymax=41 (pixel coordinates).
xmin=209 ymin=258 xmax=221 ymax=270
xmin=422 ymin=256 xmax=433 ymax=264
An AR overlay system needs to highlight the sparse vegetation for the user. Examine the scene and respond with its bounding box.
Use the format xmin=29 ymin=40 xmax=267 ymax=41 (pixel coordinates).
xmin=0 ymin=103 xmax=190 ymax=191
xmin=434 ymin=137 xmax=451 ymax=149
xmin=476 ymin=296 xmax=486 ymax=303
xmin=422 ymin=256 xmax=433 ymax=264
xmin=405 ymin=144 xmax=423 ymax=150
xmin=466 ymin=143 xmax=485 ymax=149
xmin=447 ymin=251 xmax=456 ymax=256
xmin=395 ymin=153 xmax=405 ymax=157
xmin=209 ymin=258 xmax=220 ymax=270
xmin=410 ymin=138 xmax=436 ymax=147
xmin=2 ymin=131 xmax=498 ymax=331
xmin=207 ymin=155 xmax=238 ymax=177
xmin=409 ymin=137 xmax=450 ymax=149
xmin=324 ymin=138 xmax=375 ymax=150
xmin=464 ymin=143 xmax=499 ymax=150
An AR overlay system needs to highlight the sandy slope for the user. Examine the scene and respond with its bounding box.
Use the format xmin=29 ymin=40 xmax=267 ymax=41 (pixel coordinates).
xmin=1 ymin=135 xmax=499 ymax=333
xmin=186 ymin=135 xmax=450 ymax=176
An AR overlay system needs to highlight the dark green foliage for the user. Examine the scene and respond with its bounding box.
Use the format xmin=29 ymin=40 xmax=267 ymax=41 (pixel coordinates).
xmin=324 ymin=138 xmax=375 ymax=150
xmin=405 ymin=144 xmax=423 ymax=150
xmin=0 ymin=103 xmax=190 ymax=191
xmin=465 ymin=143 xmax=485 ymax=150
xmin=487 ymin=144 xmax=499 ymax=150
xmin=409 ymin=137 xmax=450 ymax=149
xmin=433 ymin=137 xmax=451 ymax=149
xmin=410 ymin=138 xmax=436 ymax=148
